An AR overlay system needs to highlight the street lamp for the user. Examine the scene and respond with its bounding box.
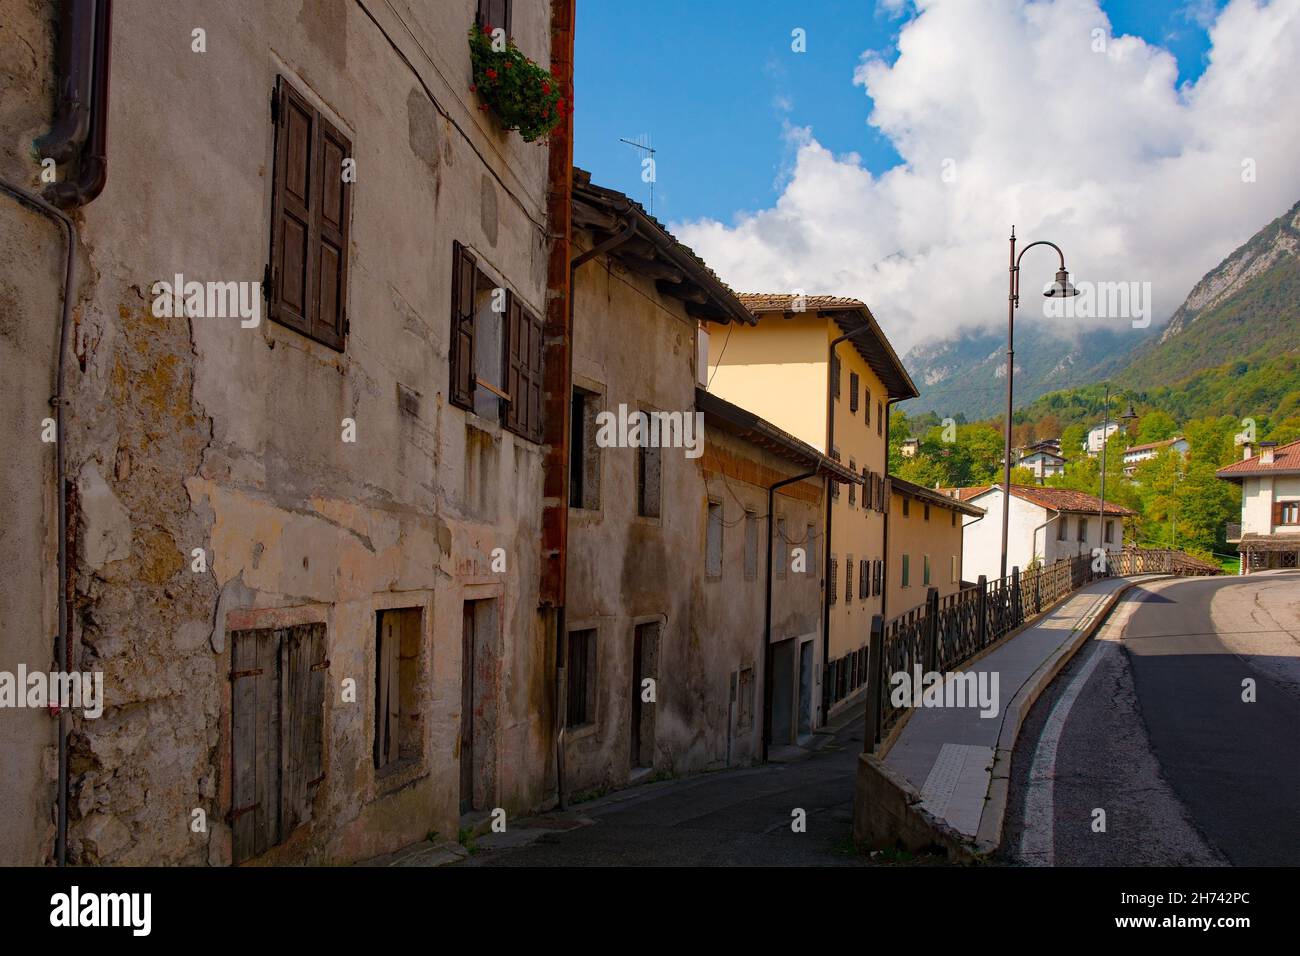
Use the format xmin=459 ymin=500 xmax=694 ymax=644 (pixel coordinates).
xmin=1000 ymin=227 xmax=1079 ymax=581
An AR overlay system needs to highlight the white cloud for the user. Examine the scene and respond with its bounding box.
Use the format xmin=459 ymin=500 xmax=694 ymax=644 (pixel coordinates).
xmin=673 ymin=0 xmax=1300 ymax=354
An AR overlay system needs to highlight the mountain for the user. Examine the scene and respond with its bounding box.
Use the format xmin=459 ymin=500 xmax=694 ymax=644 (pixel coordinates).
xmin=902 ymin=198 xmax=1300 ymax=425
xmin=900 ymin=320 xmax=1148 ymax=420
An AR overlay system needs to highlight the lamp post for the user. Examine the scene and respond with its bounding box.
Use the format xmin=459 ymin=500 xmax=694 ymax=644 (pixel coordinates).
xmin=1000 ymin=227 xmax=1079 ymax=581
xmin=1097 ymin=384 xmax=1113 ymax=560
xmin=1113 ymin=401 xmax=1138 ymax=550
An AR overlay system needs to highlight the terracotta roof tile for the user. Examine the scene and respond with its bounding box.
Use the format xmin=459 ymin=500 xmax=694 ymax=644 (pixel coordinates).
xmin=1216 ymin=439 xmax=1300 ymax=478
xmin=939 ymin=484 xmax=1136 ymax=516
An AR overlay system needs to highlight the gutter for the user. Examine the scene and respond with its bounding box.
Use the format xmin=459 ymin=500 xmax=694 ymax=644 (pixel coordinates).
xmin=0 ymin=181 xmax=77 ymax=866
xmin=32 ymin=0 xmax=96 ymax=165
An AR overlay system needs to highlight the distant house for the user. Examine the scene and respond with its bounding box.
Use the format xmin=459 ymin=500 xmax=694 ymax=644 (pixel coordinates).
xmin=1122 ymin=436 xmax=1189 ymax=476
xmin=900 ymin=438 xmax=920 ymax=459
xmin=1019 ymin=449 xmax=1066 ymax=480
xmin=1085 ymin=421 xmax=1121 ymax=455
xmin=887 ymin=477 xmax=985 ymax=617
xmin=940 ymin=485 xmax=1137 ymax=580
xmin=1216 ymin=440 xmax=1300 ymax=573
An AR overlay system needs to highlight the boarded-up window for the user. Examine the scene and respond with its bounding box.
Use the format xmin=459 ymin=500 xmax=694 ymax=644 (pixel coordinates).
xmin=829 ymin=556 xmax=838 ymax=604
xmin=566 ymin=628 xmax=596 ymax=726
xmin=706 ymin=501 xmax=723 ymax=578
xmin=374 ymin=608 xmax=422 ymax=773
xmin=744 ymin=510 xmax=759 ymax=581
xmin=269 ymin=78 xmax=352 ymax=350
xmin=849 ymin=372 xmax=859 ymax=413
xmin=231 ymin=623 xmax=327 ymax=864
xmin=638 ymin=440 xmax=661 ymax=518
xmin=569 ymin=386 xmax=601 ymax=509
xmin=476 ymin=0 xmax=511 ymax=35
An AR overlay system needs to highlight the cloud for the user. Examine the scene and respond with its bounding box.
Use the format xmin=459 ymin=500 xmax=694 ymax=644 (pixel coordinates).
xmin=672 ymin=0 xmax=1300 ymax=354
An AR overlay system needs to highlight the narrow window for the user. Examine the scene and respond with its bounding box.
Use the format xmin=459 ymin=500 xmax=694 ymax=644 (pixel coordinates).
xmin=849 ymin=372 xmax=859 ymax=414
xmin=638 ymin=440 xmax=661 ymax=518
xmin=1078 ymin=518 xmax=1088 ymax=542
xmin=776 ymin=518 xmax=788 ymax=579
xmin=845 ymin=555 xmax=854 ymax=604
xmin=269 ymin=77 xmax=352 ymax=350
xmin=565 ymin=628 xmax=596 ymax=726
xmin=902 ymin=498 xmax=910 ymax=518
xmin=744 ymin=510 xmax=759 ymax=581
xmin=951 ymin=511 xmax=957 ymax=527
xmin=706 ymin=501 xmax=723 ymax=578
xmin=1056 ymin=517 xmax=1068 ymax=541
xmin=375 ymin=608 xmax=422 ymax=773
xmin=951 ymin=555 xmax=958 ymax=584
xmin=902 ymin=553 xmax=910 ymax=587
xmin=865 ymin=387 xmax=871 ymax=425
xmin=475 ymin=0 xmax=512 ymax=35
xmin=848 ymin=458 xmax=857 ymax=507
xmin=829 ymin=556 xmax=839 ymax=604
xmin=859 ymin=559 xmax=868 ymax=599
xmin=569 ymin=386 xmax=601 ymax=509
xmin=231 ymin=623 xmax=327 ymax=863
xmin=923 ymin=555 xmax=931 ymax=586
xmin=877 ymin=401 xmax=883 ymax=436
xmin=924 ymin=503 xmax=930 ymax=521
xmin=1104 ymin=519 xmax=1114 ymax=543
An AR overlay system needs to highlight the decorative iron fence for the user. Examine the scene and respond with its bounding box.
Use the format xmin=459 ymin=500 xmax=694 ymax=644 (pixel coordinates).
xmin=857 ymin=547 xmax=1218 ymax=750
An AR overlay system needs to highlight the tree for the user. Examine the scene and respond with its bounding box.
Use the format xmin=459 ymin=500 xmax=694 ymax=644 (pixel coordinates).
xmin=1136 ymin=409 xmax=1177 ymax=444
xmin=1060 ymin=423 xmax=1087 ymax=460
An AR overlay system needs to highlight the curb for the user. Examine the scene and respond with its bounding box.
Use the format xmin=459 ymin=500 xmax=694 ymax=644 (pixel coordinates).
xmin=972 ymin=575 xmax=1163 ymax=854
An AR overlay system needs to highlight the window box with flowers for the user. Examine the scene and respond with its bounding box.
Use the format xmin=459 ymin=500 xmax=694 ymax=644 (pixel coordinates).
xmin=468 ymin=24 xmax=566 ymax=143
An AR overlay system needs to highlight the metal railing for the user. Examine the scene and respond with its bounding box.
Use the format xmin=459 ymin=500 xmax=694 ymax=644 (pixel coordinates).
xmin=861 ymin=547 xmax=1219 ymax=749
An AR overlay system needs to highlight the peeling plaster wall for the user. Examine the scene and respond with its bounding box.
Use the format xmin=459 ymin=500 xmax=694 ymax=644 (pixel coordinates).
xmin=1 ymin=0 xmax=555 ymax=865
xmin=566 ymin=252 xmax=825 ymax=794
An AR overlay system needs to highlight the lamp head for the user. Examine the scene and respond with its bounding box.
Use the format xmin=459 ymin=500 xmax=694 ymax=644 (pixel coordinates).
xmin=1043 ymin=267 xmax=1080 ymax=298
xmin=1121 ymin=402 xmax=1138 ymax=421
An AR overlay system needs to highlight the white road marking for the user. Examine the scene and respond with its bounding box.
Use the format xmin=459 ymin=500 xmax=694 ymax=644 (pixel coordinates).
xmin=1017 ymin=641 xmax=1112 ymax=866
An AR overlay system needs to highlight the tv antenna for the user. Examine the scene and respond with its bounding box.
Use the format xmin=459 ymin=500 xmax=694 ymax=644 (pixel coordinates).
xmin=620 ymin=135 xmax=657 ymax=216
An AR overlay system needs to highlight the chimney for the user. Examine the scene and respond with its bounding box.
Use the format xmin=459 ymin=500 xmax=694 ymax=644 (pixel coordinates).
xmin=1242 ymin=442 xmax=1253 ymax=460
xmin=1260 ymin=441 xmax=1277 ymax=465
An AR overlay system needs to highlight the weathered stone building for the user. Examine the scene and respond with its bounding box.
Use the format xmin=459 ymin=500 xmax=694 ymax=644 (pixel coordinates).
xmin=1 ymin=0 xmax=572 ymax=865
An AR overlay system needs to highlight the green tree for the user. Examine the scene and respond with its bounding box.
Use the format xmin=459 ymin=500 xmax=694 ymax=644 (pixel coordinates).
xmin=1060 ymin=423 xmax=1087 ymax=460
xmin=1136 ymin=409 xmax=1177 ymax=444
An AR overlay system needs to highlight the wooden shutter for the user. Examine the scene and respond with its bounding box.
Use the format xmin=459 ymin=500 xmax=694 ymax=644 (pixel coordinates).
xmin=850 ymin=372 xmax=859 ymax=413
xmin=1272 ymin=502 xmax=1283 ymax=527
xmin=865 ymin=388 xmax=871 ymax=425
xmin=231 ymin=628 xmax=281 ymax=864
xmin=282 ymin=623 xmax=327 ymax=831
xmin=374 ymin=612 xmax=400 ymax=769
xmin=311 ymin=113 xmax=351 ymax=349
xmin=504 ymin=290 xmax=525 ymax=432
xmin=450 ymin=242 xmax=477 ymax=409
xmin=829 ymin=557 xmax=838 ymax=604
xmin=526 ymin=304 xmax=544 ymax=442
xmin=269 ymin=78 xmax=350 ymax=350
xmin=831 ymin=354 xmax=841 ymax=398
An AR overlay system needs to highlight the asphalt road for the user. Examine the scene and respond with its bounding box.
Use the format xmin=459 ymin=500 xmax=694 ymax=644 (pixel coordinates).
xmin=457 ymin=703 xmax=888 ymax=866
xmin=1003 ymin=571 xmax=1300 ymax=866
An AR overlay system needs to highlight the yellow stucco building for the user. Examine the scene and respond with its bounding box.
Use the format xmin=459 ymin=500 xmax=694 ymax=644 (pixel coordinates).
xmin=706 ymin=295 xmax=918 ymax=719
xmin=886 ymin=477 xmax=985 ymax=618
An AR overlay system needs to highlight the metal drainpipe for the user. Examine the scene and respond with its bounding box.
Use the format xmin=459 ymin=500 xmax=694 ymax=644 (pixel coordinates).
xmin=880 ymin=395 xmax=903 ymax=625
xmin=761 ymin=468 xmax=817 ymax=762
xmin=47 ymin=0 xmax=111 ymax=209
xmin=33 ymin=0 xmax=96 ymax=165
xmin=0 ymin=180 xmax=77 ymax=866
xmin=820 ymin=324 xmax=875 ymax=722
xmin=555 ymin=217 xmax=637 ymax=809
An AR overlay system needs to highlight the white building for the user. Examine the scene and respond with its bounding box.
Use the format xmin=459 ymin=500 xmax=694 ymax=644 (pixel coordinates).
xmin=1122 ymin=436 xmax=1189 ymax=475
xmin=941 ymin=485 xmax=1135 ymax=580
xmin=1019 ymin=449 xmax=1066 ymax=480
xmin=1217 ymin=440 xmax=1300 ymax=573
xmin=1086 ymin=421 xmax=1121 ymax=455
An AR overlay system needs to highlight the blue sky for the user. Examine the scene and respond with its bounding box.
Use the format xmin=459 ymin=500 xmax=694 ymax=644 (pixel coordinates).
xmin=574 ymin=0 xmax=1225 ymax=226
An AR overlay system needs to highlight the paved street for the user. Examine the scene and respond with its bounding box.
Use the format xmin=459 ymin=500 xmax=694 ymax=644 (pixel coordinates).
xmin=452 ymin=704 xmax=883 ymax=867
xmin=1003 ymin=571 xmax=1300 ymax=866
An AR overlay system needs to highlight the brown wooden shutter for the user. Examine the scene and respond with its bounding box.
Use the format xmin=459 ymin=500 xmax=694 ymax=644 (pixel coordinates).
xmin=374 ymin=613 xmax=399 ymax=770
xmin=1273 ymin=502 xmax=1284 ymax=527
xmin=450 ymin=242 xmax=477 ymax=409
xmin=504 ymin=290 xmax=525 ymax=432
xmin=850 ymin=372 xmax=860 ymax=413
xmin=269 ymin=78 xmax=351 ymax=350
xmin=231 ymin=628 xmax=281 ymax=864
xmin=270 ymin=80 xmax=315 ymax=339
xmin=282 ymin=623 xmax=327 ymax=831
xmin=311 ymin=114 xmax=351 ymax=349
xmin=526 ymin=304 xmax=544 ymax=442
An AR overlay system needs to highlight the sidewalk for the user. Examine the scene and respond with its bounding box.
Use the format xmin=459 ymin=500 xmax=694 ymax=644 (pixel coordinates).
xmin=881 ymin=575 xmax=1146 ymax=844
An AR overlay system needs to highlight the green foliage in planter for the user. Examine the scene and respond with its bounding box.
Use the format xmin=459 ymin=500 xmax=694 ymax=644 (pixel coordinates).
xmin=468 ymin=25 xmax=566 ymax=143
